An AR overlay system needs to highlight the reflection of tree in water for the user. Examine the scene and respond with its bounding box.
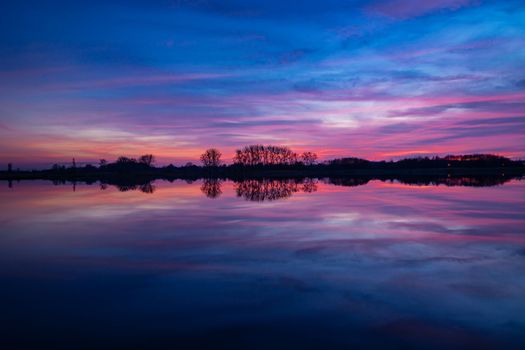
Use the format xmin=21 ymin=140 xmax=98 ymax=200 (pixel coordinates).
xmin=325 ymin=175 xmax=517 ymax=188
xmin=114 ymin=182 xmax=156 ymax=193
xmin=323 ymin=178 xmax=370 ymax=187
xmin=235 ymin=178 xmax=318 ymax=201
xmin=388 ymin=175 xmax=516 ymax=187
xmin=302 ymin=178 xmax=318 ymax=193
xmin=116 ymin=184 xmax=137 ymax=192
xmin=13 ymin=173 xmax=515 ymax=195
xmin=201 ymin=178 xmax=223 ymax=198
xmin=139 ymin=182 xmax=155 ymax=193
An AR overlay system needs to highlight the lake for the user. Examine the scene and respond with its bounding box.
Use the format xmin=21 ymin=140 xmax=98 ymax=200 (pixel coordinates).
xmin=1 ymin=178 xmax=524 ymax=349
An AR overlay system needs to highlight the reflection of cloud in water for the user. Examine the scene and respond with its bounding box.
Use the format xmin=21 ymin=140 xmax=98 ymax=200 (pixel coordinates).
xmin=323 ymin=212 xmax=359 ymax=225
xmin=0 ymin=179 xmax=524 ymax=348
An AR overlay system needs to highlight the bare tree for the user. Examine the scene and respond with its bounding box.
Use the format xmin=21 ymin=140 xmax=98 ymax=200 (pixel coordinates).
xmin=200 ymin=148 xmax=222 ymax=167
xmin=139 ymin=154 xmax=155 ymax=167
xmin=233 ymin=145 xmax=303 ymax=166
xmin=117 ymin=156 xmax=137 ymax=164
xmin=301 ymin=151 xmax=318 ymax=165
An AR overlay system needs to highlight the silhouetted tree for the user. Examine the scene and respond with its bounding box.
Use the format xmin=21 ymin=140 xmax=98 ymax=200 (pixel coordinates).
xmin=52 ymin=163 xmax=65 ymax=171
xmin=301 ymin=152 xmax=318 ymax=165
xmin=7 ymin=163 xmax=12 ymax=172
xmin=200 ymin=148 xmax=222 ymax=167
xmin=328 ymin=157 xmax=370 ymax=168
xmin=116 ymin=156 xmax=137 ymax=164
xmin=233 ymin=145 xmax=301 ymax=166
xmin=99 ymin=159 xmax=107 ymax=167
xmin=139 ymin=154 xmax=155 ymax=167
xmin=109 ymin=156 xmax=146 ymax=172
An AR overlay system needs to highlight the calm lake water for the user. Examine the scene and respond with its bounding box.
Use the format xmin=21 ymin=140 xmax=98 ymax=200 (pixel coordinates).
xmin=1 ymin=179 xmax=524 ymax=349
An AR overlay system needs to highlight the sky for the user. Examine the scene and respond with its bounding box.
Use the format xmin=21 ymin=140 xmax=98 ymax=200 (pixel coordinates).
xmin=1 ymin=0 xmax=525 ymax=168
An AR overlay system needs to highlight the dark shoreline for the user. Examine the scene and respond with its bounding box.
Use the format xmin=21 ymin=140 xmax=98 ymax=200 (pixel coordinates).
xmin=1 ymin=167 xmax=523 ymax=188
xmin=3 ymin=152 xmax=523 ymax=186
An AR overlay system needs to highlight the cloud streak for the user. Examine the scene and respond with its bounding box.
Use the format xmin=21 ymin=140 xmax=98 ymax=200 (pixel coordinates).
xmin=1 ymin=0 xmax=524 ymax=167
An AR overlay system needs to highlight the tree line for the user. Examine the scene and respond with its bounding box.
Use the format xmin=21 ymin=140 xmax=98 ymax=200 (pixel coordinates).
xmin=232 ymin=145 xmax=317 ymax=166
xmin=199 ymin=145 xmax=317 ymax=167
xmin=3 ymin=145 xmax=524 ymax=178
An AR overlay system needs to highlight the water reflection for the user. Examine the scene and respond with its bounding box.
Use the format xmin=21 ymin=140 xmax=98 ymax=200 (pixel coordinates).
xmin=234 ymin=178 xmax=318 ymax=201
xmin=0 ymin=179 xmax=524 ymax=349
xmin=7 ymin=174 xmax=519 ymax=201
xmin=324 ymin=177 xmax=370 ymax=187
xmin=390 ymin=175 xmax=515 ymax=187
xmin=127 ymin=173 xmax=521 ymax=201
xmin=115 ymin=182 xmax=156 ymax=193
xmin=201 ymin=178 xmax=223 ymax=198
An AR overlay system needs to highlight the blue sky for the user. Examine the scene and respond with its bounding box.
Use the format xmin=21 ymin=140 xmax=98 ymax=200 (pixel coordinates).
xmin=1 ymin=0 xmax=525 ymax=166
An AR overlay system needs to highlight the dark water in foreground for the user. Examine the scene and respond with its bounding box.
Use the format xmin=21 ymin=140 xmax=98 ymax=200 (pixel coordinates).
xmin=1 ymin=179 xmax=524 ymax=349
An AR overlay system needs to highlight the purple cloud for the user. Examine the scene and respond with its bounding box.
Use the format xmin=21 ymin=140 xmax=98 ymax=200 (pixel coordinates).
xmin=367 ymin=0 xmax=475 ymax=19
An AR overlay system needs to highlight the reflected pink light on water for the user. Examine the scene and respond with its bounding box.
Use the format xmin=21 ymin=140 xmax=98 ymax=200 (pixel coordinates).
xmin=1 ymin=178 xmax=524 ymax=348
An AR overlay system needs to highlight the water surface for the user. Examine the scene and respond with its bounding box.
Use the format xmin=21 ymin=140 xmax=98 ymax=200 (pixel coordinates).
xmin=1 ymin=179 xmax=524 ymax=349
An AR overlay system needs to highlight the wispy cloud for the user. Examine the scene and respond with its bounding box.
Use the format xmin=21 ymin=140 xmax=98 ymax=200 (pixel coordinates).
xmin=367 ymin=0 xmax=475 ymax=19
xmin=1 ymin=0 xmax=524 ymax=166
